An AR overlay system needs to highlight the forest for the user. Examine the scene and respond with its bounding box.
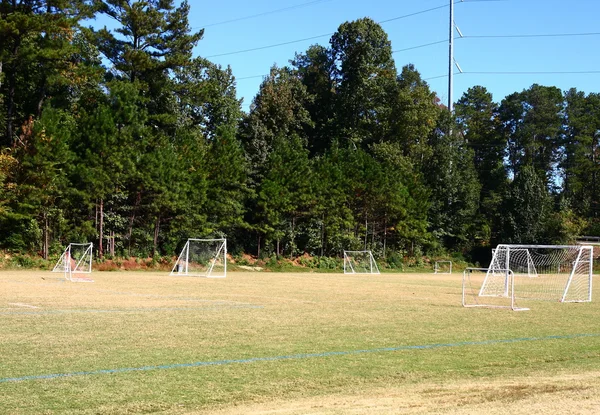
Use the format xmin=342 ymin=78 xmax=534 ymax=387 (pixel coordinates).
xmin=1 ymin=1 xmax=599 ymax=267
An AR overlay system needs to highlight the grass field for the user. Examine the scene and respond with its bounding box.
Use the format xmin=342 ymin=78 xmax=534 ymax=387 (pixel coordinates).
xmin=1 ymin=270 xmax=599 ymax=414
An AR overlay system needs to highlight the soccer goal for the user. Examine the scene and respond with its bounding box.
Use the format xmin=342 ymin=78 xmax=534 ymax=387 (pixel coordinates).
xmin=463 ymin=267 xmax=528 ymax=311
xmin=481 ymin=244 xmax=593 ymax=304
xmin=434 ymin=260 xmax=452 ymax=274
xmin=52 ymin=243 xmax=94 ymax=282
xmin=343 ymin=250 xmax=380 ymax=274
xmin=171 ymin=238 xmax=227 ymax=278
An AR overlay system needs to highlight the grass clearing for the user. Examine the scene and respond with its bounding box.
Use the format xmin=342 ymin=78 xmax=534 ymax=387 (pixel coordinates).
xmin=1 ymin=270 xmax=599 ymax=414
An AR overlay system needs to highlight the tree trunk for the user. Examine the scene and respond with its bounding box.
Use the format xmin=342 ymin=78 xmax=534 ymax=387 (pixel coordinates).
xmin=290 ymin=216 xmax=295 ymax=260
xmin=383 ymin=216 xmax=387 ymax=259
xmin=98 ymin=199 xmax=104 ymax=259
xmin=110 ymin=230 xmax=115 ymax=257
xmin=43 ymin=211 xmax=48 ymax=260
xmin=6 ymin=60 xmax=16 ymax=146
xmin=320 ymin=214 xmax=325 ymax=257
xmin=153 ymin=214 xmax=160 ymax=258
xmin=127 ymin=192 xmax=141 ymax=256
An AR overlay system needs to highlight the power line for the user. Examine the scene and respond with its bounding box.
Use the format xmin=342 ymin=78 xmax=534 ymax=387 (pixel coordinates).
xmin=195 ymin=0 xmax=333 ymax=29
xmin=236 ymin=68 xmax=600 ymax=84
xmin=462 ymin=70 xmax=600 ymax=75
xmin=379 ymin=4 xmax=448 ymax=24
xmin=462 ymin=32 xmax=600 ymax=39
xmin=205 ymin=2 xmax=452 ymax=59
xmin=235 ymin=42 xmax=454 ymax=81
xmin=423 ymin=70 xmax=600 ymax=81
xmin=392 ymin=39 xmax=447 ymax=53
xmin=424 ymin=73 xmax=451 ymax=81
xmin=206 ymin=33 xmax=332 ymax=58
xmin=237 ymin=74 xmax=267 ymax=81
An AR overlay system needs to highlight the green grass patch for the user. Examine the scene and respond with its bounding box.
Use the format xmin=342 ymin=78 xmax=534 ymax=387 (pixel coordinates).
xmin=0 ymin=270 xmax=598 ymax=414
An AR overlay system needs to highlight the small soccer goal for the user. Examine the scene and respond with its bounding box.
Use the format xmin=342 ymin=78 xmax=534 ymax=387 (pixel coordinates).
xmin=171 ymin=238 xmax=227 ymax=278
xmin=470 ymin=244 xmax=593 ymax=309
xmin=343 ymin=250 xmax=380 ymax=274
xmin=52 ymin=243 xmax=94 ymax=282
xmin=462 ymin=267 xmax=528 ymax=311
xmin=434 ymin=260 xmax=452 ymax=274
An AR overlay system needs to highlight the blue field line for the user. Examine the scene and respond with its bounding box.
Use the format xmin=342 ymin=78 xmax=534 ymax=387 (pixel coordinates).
xmin=0 ymin=304 xmax=263 ymax=315
xmin=1 ymin=333 xmax=598 ymax=384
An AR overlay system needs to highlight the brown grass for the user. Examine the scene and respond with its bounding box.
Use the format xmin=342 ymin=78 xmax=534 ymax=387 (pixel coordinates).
xmin=0 ymin=270 xmax=599 ymax=414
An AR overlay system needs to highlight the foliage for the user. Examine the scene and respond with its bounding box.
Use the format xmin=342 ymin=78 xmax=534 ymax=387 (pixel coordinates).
xmin=0 ymin=7 xmax=598 ymax=262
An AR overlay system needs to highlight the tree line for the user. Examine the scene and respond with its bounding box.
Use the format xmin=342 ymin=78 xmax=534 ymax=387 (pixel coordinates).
xmin=1 ymin=1 xmax=599 ymax=265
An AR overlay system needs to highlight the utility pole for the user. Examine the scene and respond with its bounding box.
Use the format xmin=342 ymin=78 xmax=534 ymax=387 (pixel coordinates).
xmin=448 ymin=0 xmax=454 ymax=112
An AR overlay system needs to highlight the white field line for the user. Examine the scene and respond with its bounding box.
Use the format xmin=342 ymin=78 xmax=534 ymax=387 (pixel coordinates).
xmin=8 ymin=303 xmax=41 ymax=309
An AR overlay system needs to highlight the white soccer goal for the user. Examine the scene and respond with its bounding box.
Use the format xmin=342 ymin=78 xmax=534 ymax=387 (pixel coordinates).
xmin=481 ymin=244 xmax=593 ymax=304
xmin=434 ymin=260 xmax=452 ymax=274
xmin=52 ymin=243 xmax=94 ymax=282
xmin=462 ymin=267 xmax=528 ymax=311
xmin=171 ymin=238 xmax=227 ymax=278
xmin=343 ymin=250 xmax=380 ymax=274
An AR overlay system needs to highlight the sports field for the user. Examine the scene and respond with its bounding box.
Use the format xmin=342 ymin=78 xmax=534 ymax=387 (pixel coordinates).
xmin=1 ymin=270 xmax=599 ymax=414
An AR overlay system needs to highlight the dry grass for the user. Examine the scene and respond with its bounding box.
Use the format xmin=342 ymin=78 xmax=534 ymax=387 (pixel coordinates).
xmin=201 ymin=371 xmax=600 ymax=414
xmin=0 ymin=270 xmax=599 ymax=414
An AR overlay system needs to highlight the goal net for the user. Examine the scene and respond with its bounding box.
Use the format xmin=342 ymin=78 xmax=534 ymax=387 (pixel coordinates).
xmin=343 ymin=250 xmax=380 ymax=274
xmin=481 ymin=244 xmax=593 ymax=303
xmin=52 ymin=243 xmax=94 ymax=282
xmin=463 ymin=267 xmax=528 ymax=311
xmin=434 ymin=261 xmax=452 ymax=274
xmin=171 ymin=238 xmax=227 ymax=278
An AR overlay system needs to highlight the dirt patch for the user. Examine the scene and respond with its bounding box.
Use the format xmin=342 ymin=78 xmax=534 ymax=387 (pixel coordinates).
xmin=194 ymin=371 xmax=600 ymax=415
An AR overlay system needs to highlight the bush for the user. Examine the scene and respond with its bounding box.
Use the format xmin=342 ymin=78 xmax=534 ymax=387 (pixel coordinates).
xmin=385 ymin=251 xmax=404 ymax=271
xmin=317 ymin=256 xmax=339 ymax=270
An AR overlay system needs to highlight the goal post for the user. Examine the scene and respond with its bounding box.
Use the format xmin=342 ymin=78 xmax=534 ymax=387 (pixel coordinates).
xmin=52 ymin=243 xmax=94 ymax=282
xmin=171 ymin=238 xmax=227 ymax=278
xmin=434 ymin=260 xmax=452 ymax=274
xmin=482 ymin=244 xmax=593 ymax=303
xmin=462 ymin=267 xmax=528 ymax=311
xmin=343 ymin=250 xmax=380 ymax=274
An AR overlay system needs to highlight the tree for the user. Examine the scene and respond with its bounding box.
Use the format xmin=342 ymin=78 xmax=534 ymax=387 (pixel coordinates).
xmin=292 ymin=45 xmax=337 ymax=156
xmin=73 ymin=79 xmax=146 ymax=257
xmin=369 ymin=141 xmax=430 ymax=255
xmin=240 ymin=65 xmax=313 ymax=186
xmin=425 ymin=112 xmax=481 ymax=251
xmin=499 ymin=84 xmax=564 ymax=188
xmin=255 ymin=133 xmax=313 ymax=257
xmin=389 ymin=64 xmax=440 ymax=165
xmin=0 ymin=149 xmax=19 ymax=248
xmin=329 ymin=18 xmax=397 ymax=148
xmin=14 ymin=107 xmax=77 ymax=257
xmin=498 ymin=165 xmax=553 ymax=244
xmin=0 ymin=0 xmax=93 ymax=146
xmin=203 ymin=125 xmax=249 ymax=240
xmin=92 ymin=0 xmax=203 ymax=133
xmin=309 ymin=143 xmax=355 ymax=256
xmin=455 ymin=86 xmax=507 ymax=244
xmin=93 ymin=0 xmax=202 ymax=81
xmin=174 ymin=57 xmax=242 ymax=141
xmin=562 ymin=89 xmax=600 ymax=225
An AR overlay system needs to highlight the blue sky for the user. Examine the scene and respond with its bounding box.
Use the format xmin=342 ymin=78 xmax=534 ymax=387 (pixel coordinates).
xmin=187 ymin=0 xmax=600 ymax=112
